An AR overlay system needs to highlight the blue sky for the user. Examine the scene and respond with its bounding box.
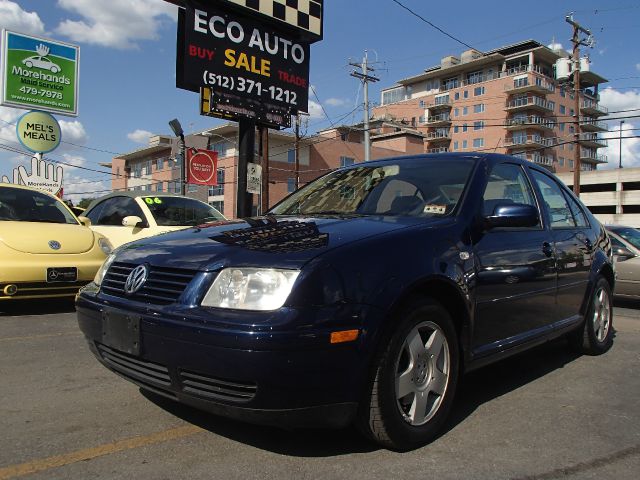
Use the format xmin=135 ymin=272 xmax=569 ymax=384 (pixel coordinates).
xmin=1 ymin=0 xmax=639 ymax=200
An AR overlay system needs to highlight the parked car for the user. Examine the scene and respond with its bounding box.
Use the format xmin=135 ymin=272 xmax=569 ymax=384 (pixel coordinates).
xmin=80 ymin=192 xmax=225 ymax=248
xmin=605 ymin=225 xmax=640 ymax=299
xmin=76 ymin=154 xmax=615 ymax=450
xmin=0 ymin=184 xmax=112 ymax=301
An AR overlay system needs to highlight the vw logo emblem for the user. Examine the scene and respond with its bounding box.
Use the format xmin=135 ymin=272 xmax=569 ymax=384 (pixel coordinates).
xmin=48 ymin=240 xmax=61 ymax=250
xmin=124 ymin=264 xmax=148 ymax=295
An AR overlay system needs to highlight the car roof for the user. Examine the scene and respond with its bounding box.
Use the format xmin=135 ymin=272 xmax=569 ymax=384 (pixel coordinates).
xmin=0 ymin=182 xmax=61 ymax=200
xmin=85 ymin=191 xmax=208 ymax=211
xmin=343 ymin=152 xmax=530 ymax=169
xmin=605 ymin=225 xmax=636 ymax=231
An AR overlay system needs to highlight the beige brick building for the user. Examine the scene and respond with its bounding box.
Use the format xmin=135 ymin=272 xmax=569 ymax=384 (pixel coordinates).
xmin=374 ymin=40 xmax=609 ymax=173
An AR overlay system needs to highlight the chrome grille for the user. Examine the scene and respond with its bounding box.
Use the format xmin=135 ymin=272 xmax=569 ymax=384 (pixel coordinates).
xmin=101 ymin=262 xmax=196 ymax=304
xmin=179 ymin=370 xmax=257 ymax=403
xmin=97 ymin=344 xmax=174 ymax=394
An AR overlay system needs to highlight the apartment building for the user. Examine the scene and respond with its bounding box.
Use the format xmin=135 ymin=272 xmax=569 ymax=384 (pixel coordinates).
xmin=374 ymin=40 xmax=609 ymax=173
xmin=108 ymin=123 xmax=406 ymax=218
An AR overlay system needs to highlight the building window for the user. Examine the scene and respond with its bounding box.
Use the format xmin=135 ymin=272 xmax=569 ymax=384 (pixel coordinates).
xmin=558 ymin=157 xmax=565 ymax=167
xmin=560 ymin=87 xmax=565 ymax=97
xmin=453 ymin=126 xmax=459 ymax=133
xmin=462 ymin=140 xmax=468 ymax=149
xmin=559 ymin=105 xmax=566 ymax=114
xmin=569 ymin=159 xmax=574 ymax=168
xmin=382 ymin=86 xmax=405 ymax=105
xmin=473 ymin=104 xmax=485 ymax=113
xmin=443 ymin=77 xmax=459 ymax=90
xmin=473 ymin=138 xmax=484 ymax=148
xmin=340 ymin=156 xmax=355 ymax=167
xmin=466 ymin=71 xmax=483 ymax=84
xmin=463 ymin=90 xmax=469 ymax=99
xmin=211 ymin=142 xmax=228 ymax=157
xmin=133 ymin=164 xmax=142 ymax=178
xmin=462 ymin=123 xmax=468 ymax=132
xmin=156 ymin=182 xmax=164 ymax=192
xmin=453 ymin=141 xmax=459 ymax=150
xmin=454 ymin=92 xmax=460 ymax=100
xmin=454 ymin=108 xmax=459 ymax=117
xmin=570 ymin=108 xmax=575 ymax=117
xmin=419 ymin=100 xmax=426 ymax=108
xmin=287 ymin=178 xmax=296 ymax=193
xmin=569 ymin=125 xmax=575 ymax=134
xmin=462 ymin=106 xmax=468 ymax=115
xmin=435 ymin=94 xmax=450 ymax=106
xmin=559 ymin=122 xmax=565 ymax=131
xmin=209 ymin=200 xmax=224 ymax=213
xmin=144 ymin=160 xmax=152 ymax=175
xmin=474 ymin=86 xmax=485 ymax=96
xmin=474 ymin=121 xmax=484 ymax=131
xmin=188 ymin=184 xmax=198 ymax=193
xmin=548 ymin=101 xmax=555 ymax=111
xmin=208 ymin=169 xmax=225 ymax=196
xmin=287 ymin=149 xmax=295 ymax=163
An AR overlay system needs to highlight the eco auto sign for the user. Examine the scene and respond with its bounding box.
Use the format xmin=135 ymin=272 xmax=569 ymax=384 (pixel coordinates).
xmin=180 ymin=4 xmax=310 ymax=115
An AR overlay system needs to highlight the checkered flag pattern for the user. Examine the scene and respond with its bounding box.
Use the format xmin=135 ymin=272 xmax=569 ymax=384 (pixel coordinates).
xmin=225 ymin=0 xmax=323 ymax=37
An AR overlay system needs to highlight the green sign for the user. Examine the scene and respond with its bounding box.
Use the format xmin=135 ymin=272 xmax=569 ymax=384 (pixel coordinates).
xmin=16 ymin=110 xmax=61 ymax=153
xmin=1 ymin=30 xmax=79 ymax=116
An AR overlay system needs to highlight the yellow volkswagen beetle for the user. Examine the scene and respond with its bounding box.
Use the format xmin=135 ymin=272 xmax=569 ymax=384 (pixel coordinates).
xmin=0 ymin=183 xmax=113 ymax=301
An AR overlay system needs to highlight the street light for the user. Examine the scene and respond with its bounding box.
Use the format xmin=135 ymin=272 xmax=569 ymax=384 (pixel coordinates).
xmin=619 ymin=120 xmax=625 ymax=169
xmin=168 ymin=119 xmax=186 ymax=195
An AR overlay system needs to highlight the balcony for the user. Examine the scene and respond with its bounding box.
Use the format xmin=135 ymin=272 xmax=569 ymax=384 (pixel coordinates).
xmin=427 ymin=98 xmax=452 ymax=111
xmin=424 ymin=113 xmax=452 ymax=126
xmin=581 ymin=100 xmax=608 ymax=116
xmin=505 ymin=115 xmax=555 ymax=131
xmin=427 ymin=147 xmax=449 ymax=153
xmin=504 ymin=134 xmax=554 ymax=149
xmin=505 ymin=76 xmax=555 ymax=95
xmin=580 ymin=149 xmax=608 ymax=164
xmin=514 ymin=153 xmax=554 ymax=168
xmin=580 ymin=117 xmax=608 ymax=132
xmin=425 ymin=130 xmax=452 ymax=142
xmin=505 ymin=95 xmax=554 ymax=113
xmin=578 ymin=132 xmax=608 ymax=148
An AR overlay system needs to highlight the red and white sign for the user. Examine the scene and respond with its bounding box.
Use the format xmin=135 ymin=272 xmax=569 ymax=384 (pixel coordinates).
xmin=187 ymin=149 xmax=218 ymax=186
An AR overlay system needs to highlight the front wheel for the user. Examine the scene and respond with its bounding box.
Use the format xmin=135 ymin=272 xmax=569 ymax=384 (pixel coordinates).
xmin=358 ymin=298 xmax=459 ymax=450
xmin=569 ymin=277 xmax=614 ymax=355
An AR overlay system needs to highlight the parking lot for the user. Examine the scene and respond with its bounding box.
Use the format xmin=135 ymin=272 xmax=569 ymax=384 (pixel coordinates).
xmin=0 ymin=299 xmax=638 ymax=480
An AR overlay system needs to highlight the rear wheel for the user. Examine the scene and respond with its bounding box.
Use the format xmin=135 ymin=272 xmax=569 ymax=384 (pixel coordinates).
xmin=570 ymin=277 xmax=614 ymax=355
xmin=358 ymin=298 xmax=459 ymax=450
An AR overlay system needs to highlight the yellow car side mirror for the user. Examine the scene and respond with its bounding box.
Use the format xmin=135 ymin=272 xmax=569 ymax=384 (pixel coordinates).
xmin=77 ymin=216 xmax=91 ymax=227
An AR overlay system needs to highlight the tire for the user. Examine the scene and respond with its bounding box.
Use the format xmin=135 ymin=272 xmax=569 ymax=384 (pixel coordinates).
xmin=569 ymin=277 xmax=614 ymax=355
xmin=25 ymin=61 xmax=33 ymax=68
xmin=357 ymin=298 xmax=459 ymax=450
xmin=51 ymin=66 xmax=59 ymax=73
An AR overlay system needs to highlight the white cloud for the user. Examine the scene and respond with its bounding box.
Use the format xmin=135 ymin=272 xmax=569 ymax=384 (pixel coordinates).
xmin=61 ymin=153 xmax=86 ymax=167
xmin=59 ymin=120 xmax=87 ymax=145
xmin=599 ymin=88 xmax=640 ymax=169
xmin=547 ymin=42 xmax=564 ymax=51
xmin=636 ymin=63 xmax=640 ymax=72
xmin=55 ymin=0 xmax=176 ymax=49
xmin=127 ymin=129 xmax=153 ymax=144
xmin=325 ymin=98 xmax=348 ymax=107
xmin=0 ymin=1 xmax=46 ymax=35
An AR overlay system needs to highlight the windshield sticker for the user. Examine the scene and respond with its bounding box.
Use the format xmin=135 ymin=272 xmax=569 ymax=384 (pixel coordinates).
xmin=143 ymin=197 xmax=163 ymax=205
xmin=424 ymin=204 xmax=446 ymax=214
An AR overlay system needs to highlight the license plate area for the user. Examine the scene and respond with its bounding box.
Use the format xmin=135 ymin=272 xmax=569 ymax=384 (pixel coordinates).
xmin=102 ymin=309 xmax=141 ymax=356
xmin=46 ymin=267 xmax=78 ymax=283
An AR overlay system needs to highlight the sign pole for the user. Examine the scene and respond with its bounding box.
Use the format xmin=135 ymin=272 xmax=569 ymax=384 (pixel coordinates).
xmin=236 ymin=118 xmax=255 ymax=218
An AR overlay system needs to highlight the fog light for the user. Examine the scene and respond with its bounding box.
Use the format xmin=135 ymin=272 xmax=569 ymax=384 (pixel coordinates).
xmin=3 ymin=284 xmax=18 ymax=296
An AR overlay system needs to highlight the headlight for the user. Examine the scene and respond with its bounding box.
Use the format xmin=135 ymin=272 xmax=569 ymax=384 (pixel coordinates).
xmin=94 ymin=253 xmax=117 ymax=286
xmin=202 ymin=268 xmax=300 ymax=311
xmin=98 ymin=237 xmax=113 ymax=255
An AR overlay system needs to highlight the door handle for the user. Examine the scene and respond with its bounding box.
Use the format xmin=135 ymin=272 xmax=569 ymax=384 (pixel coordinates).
xmin=542 ymin=242 xmax=554 ymax=257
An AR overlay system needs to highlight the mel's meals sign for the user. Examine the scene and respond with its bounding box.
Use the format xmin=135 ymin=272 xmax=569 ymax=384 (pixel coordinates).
xmin=0 ymin=30 xmax=80 ymax=117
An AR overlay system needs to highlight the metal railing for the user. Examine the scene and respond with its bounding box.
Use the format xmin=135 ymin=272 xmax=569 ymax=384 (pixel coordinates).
xmin=506 ymin=115 xmax=555 ymax=129
xmin=505 ymin=95 xmax=553 ymax=110
xmin=504 ymin=134 xmax=554 ymax=147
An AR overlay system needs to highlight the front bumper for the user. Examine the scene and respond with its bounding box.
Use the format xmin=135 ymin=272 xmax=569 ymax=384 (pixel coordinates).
xmin=76 ymin=291 xmax=378 ymax=429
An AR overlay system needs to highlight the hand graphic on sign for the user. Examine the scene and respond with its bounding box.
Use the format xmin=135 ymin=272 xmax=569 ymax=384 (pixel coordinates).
xmin=17 ymin=156 xmax=64 ymax=195
xmin=1 ymin=169 xmax=22 ymax=185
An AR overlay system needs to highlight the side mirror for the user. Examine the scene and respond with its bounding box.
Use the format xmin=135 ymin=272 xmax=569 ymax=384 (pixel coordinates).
xmin=77 ymin=216 xmax=91 ymax=227
xmin=613 ymin=245 xmax=636 ymax=261
xmin=122 ymin=215 xmax=145 ymax=228
xmin=485 ymin=203 xmax=539 ymax=229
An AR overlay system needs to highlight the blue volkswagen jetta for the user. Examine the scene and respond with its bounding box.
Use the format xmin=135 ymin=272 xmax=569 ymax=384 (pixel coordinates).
xmin=77 ymin=153 xmax=615 ymax=450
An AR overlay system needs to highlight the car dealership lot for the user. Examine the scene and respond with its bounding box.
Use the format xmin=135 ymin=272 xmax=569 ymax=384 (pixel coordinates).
xmin=1 ymin=301 xmax=639 ymax=480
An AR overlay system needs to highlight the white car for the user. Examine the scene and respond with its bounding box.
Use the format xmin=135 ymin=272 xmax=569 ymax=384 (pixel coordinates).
xmin=80 ymin=192 xmax=226 ymax=248
xmin=22 ymin=56 xmax=61 ymax=73
xmin=605 ymin=225 xmax=640 ymax=300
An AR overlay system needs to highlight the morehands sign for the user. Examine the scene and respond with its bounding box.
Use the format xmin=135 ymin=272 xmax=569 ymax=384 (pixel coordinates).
xmin=0 ymin=30 xmax=80 ymax=116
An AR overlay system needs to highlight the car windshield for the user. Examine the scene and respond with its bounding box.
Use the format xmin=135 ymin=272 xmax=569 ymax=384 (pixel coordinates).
xmin=611 ymin=227 xmax=640 ymax=250
xmin=0 ymin=187 xmax=78 ymax=224
xmin=270 ymin=158 xmax=475 ymax=217
xmin=142 ymin=196 xmax=225 ymax=226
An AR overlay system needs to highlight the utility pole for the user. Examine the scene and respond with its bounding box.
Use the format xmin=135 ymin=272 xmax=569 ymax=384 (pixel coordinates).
xmin=260 ymin=126 xmax=270 ymax=213
xmin=619 ymin=120 xmax=625 ymax=168
xmin=566 ymin=13 xmax=593 ymax=197
xmin=351 ymin=51 xmax=379 ymax=161
xmin=294 ymin=114 xmax=300 ymax=190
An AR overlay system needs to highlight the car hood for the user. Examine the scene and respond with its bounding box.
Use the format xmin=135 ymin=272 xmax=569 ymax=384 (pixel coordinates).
xmin=0 ymin=221 xmax=96 ymax=254
xmin=114 ymin=215 xmax=449 ymax=271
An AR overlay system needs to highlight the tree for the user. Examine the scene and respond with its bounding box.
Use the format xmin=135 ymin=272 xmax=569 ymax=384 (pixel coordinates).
xmin=77 ymin=197 xmax=96 ymax=209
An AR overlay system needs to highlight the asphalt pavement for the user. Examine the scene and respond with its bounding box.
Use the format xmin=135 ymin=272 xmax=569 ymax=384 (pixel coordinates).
xmin=0 ymin=299 xmax=638 ymax=480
